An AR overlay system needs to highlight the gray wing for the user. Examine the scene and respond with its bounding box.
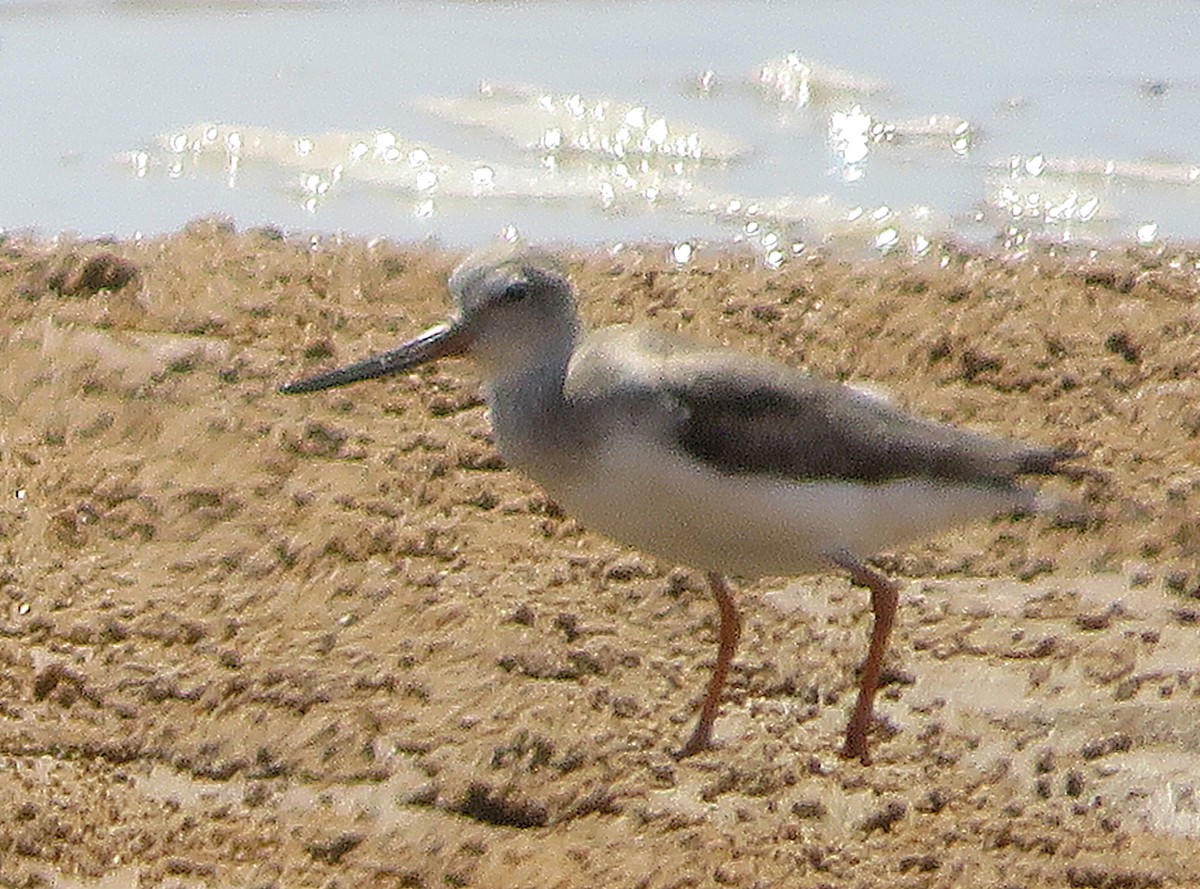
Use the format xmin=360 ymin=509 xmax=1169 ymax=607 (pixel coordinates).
xmin=568 ymin=326 xmax=1073 ymax=487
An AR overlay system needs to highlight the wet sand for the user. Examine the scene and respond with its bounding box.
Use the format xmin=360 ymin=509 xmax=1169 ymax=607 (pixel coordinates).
xmin=1 ymin=221 xmax=1199 ymax=887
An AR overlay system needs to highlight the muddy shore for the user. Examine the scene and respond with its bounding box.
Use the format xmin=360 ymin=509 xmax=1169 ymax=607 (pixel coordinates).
xmin=1 ymin=222 xmax=1198 ymax=887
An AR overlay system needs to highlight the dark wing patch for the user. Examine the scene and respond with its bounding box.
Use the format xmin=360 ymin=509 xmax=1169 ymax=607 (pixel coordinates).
xmin=667 ymin=357 xmax=1071 ymax=486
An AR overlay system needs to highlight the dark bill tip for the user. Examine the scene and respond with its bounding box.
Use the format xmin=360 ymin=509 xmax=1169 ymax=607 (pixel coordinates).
xmin=279 ymin=322 xmax=466 ymax=395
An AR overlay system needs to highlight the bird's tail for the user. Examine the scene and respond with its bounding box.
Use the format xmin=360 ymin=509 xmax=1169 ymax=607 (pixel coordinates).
xmin=1013 ymin=445 xmax=1100 ymax=527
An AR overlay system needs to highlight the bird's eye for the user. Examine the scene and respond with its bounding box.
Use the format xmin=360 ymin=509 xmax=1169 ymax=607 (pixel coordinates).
xmin=501 ymin=282 xmax=530 ymax=303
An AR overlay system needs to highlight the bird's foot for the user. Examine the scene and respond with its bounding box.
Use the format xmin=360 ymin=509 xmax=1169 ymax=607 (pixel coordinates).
xmin=839 ymin=734 xmax=872 ymax=766
xmin=674 ymin=728 xmax=715 ymax=760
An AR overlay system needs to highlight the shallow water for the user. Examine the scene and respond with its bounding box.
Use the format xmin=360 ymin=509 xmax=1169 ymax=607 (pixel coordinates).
xmin=4 ymin=0 xmax=1200 ymax=254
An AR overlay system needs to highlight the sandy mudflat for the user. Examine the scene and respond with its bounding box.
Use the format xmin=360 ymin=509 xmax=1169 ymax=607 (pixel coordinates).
xmin=1 ymin=221 xmax=1199 ymax=888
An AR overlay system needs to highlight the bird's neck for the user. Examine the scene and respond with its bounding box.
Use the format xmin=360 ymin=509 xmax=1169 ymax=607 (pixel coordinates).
xmin=484 ymin=347 xmax=580 ymax=484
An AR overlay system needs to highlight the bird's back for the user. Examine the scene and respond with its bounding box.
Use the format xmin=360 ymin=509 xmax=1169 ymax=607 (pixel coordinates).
xmin=564 ymin=325 xmax=1073 ymax=491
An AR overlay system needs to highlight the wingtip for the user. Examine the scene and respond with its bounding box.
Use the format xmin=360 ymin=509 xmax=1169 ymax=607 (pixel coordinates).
xmin=1018 ymin=444 xmax=1085 ymax=476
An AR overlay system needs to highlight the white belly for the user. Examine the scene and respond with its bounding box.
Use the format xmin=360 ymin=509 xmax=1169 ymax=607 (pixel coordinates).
xmin=547 ymin=431 xmax=1029 ymax=577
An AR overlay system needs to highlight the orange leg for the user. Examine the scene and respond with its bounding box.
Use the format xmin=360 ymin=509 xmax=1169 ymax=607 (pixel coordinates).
xmin=828 ymin=551 xmax=900 ymax=764
xmin=676 ymin=572 xmax=742 ymax=758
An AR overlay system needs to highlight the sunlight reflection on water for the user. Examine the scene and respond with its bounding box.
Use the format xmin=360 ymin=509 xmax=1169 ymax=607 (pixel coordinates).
xmin=4 ymin=1 xmax=1199 ymax=257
